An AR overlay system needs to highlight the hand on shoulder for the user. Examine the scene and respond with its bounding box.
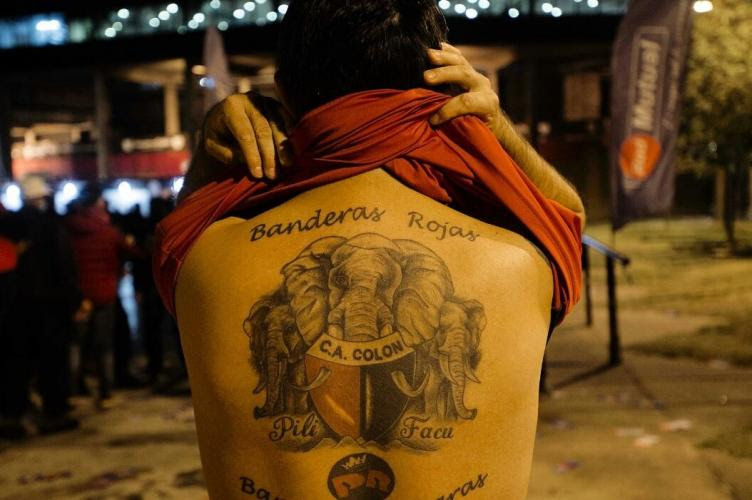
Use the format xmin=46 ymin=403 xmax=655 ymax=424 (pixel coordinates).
xmin=201 ymin=44 xmax=505 ymax=181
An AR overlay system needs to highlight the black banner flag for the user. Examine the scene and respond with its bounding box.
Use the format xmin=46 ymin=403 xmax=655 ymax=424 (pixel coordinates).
xmin=610 ymin=0 xmax=693 ymax=229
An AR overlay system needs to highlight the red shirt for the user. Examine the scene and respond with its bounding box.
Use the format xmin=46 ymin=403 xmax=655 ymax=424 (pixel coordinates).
xmin=154 ymin=89 xmax=582 ymax=323
xmin=0 ymin=237 xmax=16 ymax=273
xmin=0 ymin=203 xmax=17 ymax=273
xmin=65 ymin=206 xmax=130 ymax=305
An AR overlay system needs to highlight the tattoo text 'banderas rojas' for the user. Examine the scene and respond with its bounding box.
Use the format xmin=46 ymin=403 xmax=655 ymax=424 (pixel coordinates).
xmin=240 ymin=476 xmax=285 ymax=499
xmin=243 ymin=233 xmax=486 ymax=451
xmin=437 ymin=473 xmax=488 ymax=500
xmin=249 ymin=207 xmax=386 ymax=242
xmin=407 ymin=211 xmax=479 ymax=242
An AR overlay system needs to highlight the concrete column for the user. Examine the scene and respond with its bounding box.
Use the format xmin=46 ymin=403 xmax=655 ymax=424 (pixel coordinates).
xmin=524 ymin=59 xmax=539 ymax=147
xmin=183 ymin=59 xmax=200 ymax=150
xmin=238 ymin=77 xmax=252 ymax=94
xmin=164 ymin=83 xmax=181 ymax=137
xmin=94 ymin=71 xmax=111 ymax=180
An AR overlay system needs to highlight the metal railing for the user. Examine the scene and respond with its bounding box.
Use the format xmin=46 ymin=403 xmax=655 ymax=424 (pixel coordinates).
xmin=582 ymin=234 xmax=630 ymax=367
xmin=541 ymin=234 xmax=630 ymax=393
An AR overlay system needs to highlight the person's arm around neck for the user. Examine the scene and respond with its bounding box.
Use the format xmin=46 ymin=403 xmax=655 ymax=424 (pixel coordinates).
xmin=425 ymin=44 xmax=586 ymax=228
xmin=490 ymin=109 xmax=586 ymax=227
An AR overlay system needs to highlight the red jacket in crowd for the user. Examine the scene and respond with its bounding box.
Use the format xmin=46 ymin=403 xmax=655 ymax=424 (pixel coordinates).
xmin=0 ymin=202 xmax=17 ymax=273
xmin=65 ymin=205 xmax=136 ymax=306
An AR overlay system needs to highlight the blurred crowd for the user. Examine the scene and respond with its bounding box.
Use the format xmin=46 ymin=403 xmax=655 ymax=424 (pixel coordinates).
xmin=0 ymin=175 xmax=181 ymax=441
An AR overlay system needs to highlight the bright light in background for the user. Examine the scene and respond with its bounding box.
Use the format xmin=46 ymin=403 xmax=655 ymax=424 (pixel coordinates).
xmin=172 ymin=177 xmax=184 ymax=196
xmin=1 ymin=184 xmax=23 ymax=211
xmin=257 ymin=0 xmax=266 ymax=4
xmin=35 ymin=19 xmax=61 ymax=32
xmin=104 ymin=181 xmax=150 ymax=216
xmin=551 ymin=7 xmax=563 ymax=17
xmin=693 ymin=1 xmax=713 ymax=13
xmin=266 ymin=11 xmax=278 ymax=21
xmin=244 ymin=1 xmax=256 ymax=11
xmin=278 ymin=3 xmax=288 ymax=14
xmin=62 ymin=181 xmax=78 ymax=199
xmin=166 ymin=3 xmax=179 ymax=14
xmin=478 ymin=0 xmax=490 ymax=8
xmin=233 ymin=8 xmax=246 ymax=19
xmin=199 ymin=76 xmax=216 ymax=88
xmin=188 ymin=19 xmax=199 ymax=29
xmin=105 ymin=27 xmax=117 ymax=37
xmin=54 ymin=181 xmax=81 ymax=213
xmin=587 ymin=0 xmax=599 ymax=7
xmin=117 ymin=8 xmax=130 ymax=19
xmin=210 ymin=0 xmax=221 ymax=8
xmin=438 ymin=0 xmax=451 ymax=10
xmin=118 ymin=180 xmax=132 ymax=197
xmin=158 ymin=10 xmax=170 ymax=21
xmin=454 ymin=4 xmax=467 ymax=14
xmin=465 ymin=8 xmax=478 ymax=19
xmin=149 ymin=17 xmax=160 ymax=27
xmin=508 ymin=7 xmax=520 ymax=18
xmin=541 ymin=2 xmax=553 ymax=13
xmin=218 ymin=20 xmax=229 ymax=30
xmin=147 ymin=180 xmax=163 ymax=197
xmin=113 ymin=21 xmax=123 ymax=30
xmin=194 ymin=13 xmax=206 ymax=23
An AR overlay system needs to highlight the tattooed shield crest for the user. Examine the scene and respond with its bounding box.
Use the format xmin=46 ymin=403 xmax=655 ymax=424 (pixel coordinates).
xmin=305 ymin=333 xmax=416 ymax=442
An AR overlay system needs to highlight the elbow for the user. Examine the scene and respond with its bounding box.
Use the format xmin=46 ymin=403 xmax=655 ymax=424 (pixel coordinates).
xmin=570 ymin=195 xmax=586 ymax=232
xmin=575 ymin=206 xmax=586 ymax=233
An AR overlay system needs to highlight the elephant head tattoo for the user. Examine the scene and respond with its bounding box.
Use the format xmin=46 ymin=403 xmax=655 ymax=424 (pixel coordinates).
xmin=243 ymin=293 xmax=311 ymax=418
xmin=435 ymin=299 xmax=486 ymax=419
xmin=244 ymin=233 xmax=487 ymax=428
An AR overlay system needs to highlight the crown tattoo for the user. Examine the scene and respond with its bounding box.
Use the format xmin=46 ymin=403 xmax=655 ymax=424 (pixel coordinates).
xmin=341 ymin=455 xmax=367 ymax=471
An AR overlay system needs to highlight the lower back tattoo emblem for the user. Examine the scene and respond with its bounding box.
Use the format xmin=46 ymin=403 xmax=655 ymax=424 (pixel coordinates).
xmin=327 ymin=453 xmax=395 ymax=499
xmin=243 ymin=233 xmax=486 ymax=450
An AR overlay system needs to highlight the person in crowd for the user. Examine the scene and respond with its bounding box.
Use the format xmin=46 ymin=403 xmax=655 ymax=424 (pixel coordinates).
xmin=110 ymin=206 xmax=150 ymax=389
xmin=65 ymin=183 xmax=139 ymax=408
xmin=0 ymin=200 xmax=19 ymax=437
xmin=133 ymin=195 xmax=186 ymax=391
xmin=154 ymin=1 xmax=583 ymax=498
xmin=0 ymin=176 xmax=80 ymax=439
xmin=0 ymin=200 xmax=17 ymax=328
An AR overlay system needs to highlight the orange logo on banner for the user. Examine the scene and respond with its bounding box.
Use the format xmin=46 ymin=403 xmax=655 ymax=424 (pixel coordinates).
xmin=619 ymin=134 xmax=661 ymax=181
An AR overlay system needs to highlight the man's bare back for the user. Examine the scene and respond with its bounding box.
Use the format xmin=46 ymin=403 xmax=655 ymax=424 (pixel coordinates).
xmin=176 ymin=169 xmax=552 ymax=499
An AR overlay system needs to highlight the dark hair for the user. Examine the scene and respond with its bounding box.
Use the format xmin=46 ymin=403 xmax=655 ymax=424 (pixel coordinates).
xmin=277 ymin=0 xmax=449 ymax=118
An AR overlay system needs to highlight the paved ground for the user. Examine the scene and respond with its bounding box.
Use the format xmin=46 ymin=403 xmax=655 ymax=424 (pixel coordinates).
xmin=2 ymin=233 xmax=751 ymax=499
xmin=0 ymin=390 xmax=206 ymax=500
xmin=529 ymin=305 xmax=752 ymax=500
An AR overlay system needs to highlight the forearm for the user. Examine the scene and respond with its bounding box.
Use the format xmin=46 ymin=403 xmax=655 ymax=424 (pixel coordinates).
xmin=491 ymin=111 xmax=586 ymax=226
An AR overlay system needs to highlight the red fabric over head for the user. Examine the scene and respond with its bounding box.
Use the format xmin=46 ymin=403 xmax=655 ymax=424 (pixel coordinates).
xmin=154 ymin=89 xmax=582 ymax=322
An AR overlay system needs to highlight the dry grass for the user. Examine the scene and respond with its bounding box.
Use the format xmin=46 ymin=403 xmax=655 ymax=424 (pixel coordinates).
xmin=585 ymin=217 xmax=752 ymax=365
